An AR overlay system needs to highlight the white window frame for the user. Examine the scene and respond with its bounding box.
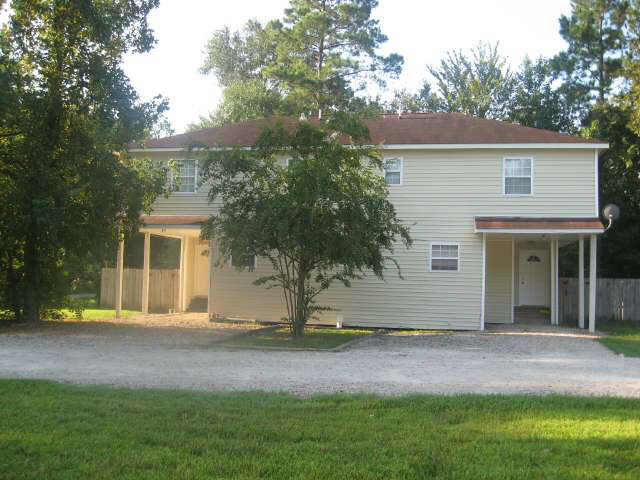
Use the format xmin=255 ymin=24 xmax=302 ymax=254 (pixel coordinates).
xmin=429 ymin=242 xmax=461 ymax=273
xmin=383 ymin=156 xmax=403 ymax=186
xmin=502 ymin=157 xmax=534 ymax=196
xmin=229 ymin=254 xmax=257 ymax=269
xmin=174 ymin=158 xmax=198 ymax=194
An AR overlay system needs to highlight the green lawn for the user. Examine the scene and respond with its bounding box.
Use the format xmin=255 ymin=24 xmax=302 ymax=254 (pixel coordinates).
xmin=61 ymin=296 xmax=140 ymax=320
xmin=598 ymin=322 xmax=640 ymax=357
xmin=1 ymin=380 xmax=639 ymax=479
xmin=60 ymin=308 xmax=140 ymax=320
xmin=223 ymin=326 xmax=371 ymax=349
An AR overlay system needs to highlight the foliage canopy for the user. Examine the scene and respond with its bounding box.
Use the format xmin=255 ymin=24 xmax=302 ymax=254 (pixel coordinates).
xmin=193 ymin=0 xmax=402 ymax=128
xmin=200 ymin=114 xmax=411 ymax=335
xmin=0 ymin=0 xmax=169 ymax=322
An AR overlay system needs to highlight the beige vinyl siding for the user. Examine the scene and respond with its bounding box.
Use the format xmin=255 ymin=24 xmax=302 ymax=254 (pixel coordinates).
xmin=139 ymin=151 xmax=219 ymax=215
xmin=138 ymin=147 xmax=597 ymax=330
xmin=210 ymin=248 xmax=351 ymax=325
xmin=485 ymin=240 xmax=513 ymax=323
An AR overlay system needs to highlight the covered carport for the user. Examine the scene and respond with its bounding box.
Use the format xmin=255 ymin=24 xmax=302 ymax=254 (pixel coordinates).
xmin=113 ymin=215 xmax=212 ymax=318
xmin=476 ymin=216 xmax=605 ymax=332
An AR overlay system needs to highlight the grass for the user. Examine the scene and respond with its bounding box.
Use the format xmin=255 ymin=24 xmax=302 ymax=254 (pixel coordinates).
xmin=222 ymin=326 xmax=372 ymax=349
xmin=1 ymin=380 xmax=639 ymax=479
xmin=60 ymin=307 xmax=140 ymax=320
xmin=60 ymin=296 xmax=140 ymax=320
xmin=598 ymin=322 xmax=640 ymax=357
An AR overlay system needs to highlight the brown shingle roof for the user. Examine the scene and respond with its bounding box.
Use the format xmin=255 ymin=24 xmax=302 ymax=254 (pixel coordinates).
xmin=136 ymin=113 xmax=603 ymax=149
xmin=475 ymin=217 xmax=605 ymax=231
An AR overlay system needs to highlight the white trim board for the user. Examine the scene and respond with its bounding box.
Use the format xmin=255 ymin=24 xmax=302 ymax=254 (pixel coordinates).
xmin=475 ymin=229 xmax=604 ymax=234
xmin=129 ymin=142 xmax=610 ymax=153
xmin=474 ymin=214 xmax=601 ymax=219
xmin=595 ymin=149 xmax=600 ymax=217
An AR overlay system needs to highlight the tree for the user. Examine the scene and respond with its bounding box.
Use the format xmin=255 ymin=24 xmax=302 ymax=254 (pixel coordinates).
xmin=199 ymin=114 xmax=412 ymax=336
xmin=426 ymin=42 xmax=513 ymax=119
xmin=385 ymin=42 xmax=514 ymax=118
xmin=385 ymin=84 xmax=442 ymax=113
xmin=0 ymin=0 xmax=169 ymax=323
xmin=583 ymin=101 xmax=640 ymax=277
xmin=553 ymin=0 xmax=630 ymax=106
xmin=550 ymin=1 xmax=640 ymax=278
xmin=195 ymin=0 xmax=402 ymax=128
xmin=507 ymin=57 xmax=580 ymax=133
xmin=624 ymin=2 xmax=640 ymax=134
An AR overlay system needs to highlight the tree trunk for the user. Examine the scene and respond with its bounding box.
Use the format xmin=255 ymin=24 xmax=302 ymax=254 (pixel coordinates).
xmin=293 ymin=267 xmax=306 ymax=337
xmin=23 ymin=230 xmax=41 ymax=324
xmin=5 ymin=250 xmax=22 ymax=323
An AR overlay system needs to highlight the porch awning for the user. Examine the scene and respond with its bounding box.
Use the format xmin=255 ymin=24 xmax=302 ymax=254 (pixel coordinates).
xmin=474 ymin=216 xmax=605 ymax=234
xmin=140 ymin=215 xmax=211 ymax=226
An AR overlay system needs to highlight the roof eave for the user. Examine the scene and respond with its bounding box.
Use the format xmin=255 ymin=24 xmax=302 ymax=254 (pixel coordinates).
xmin=475 ymin=228 xmax=605 ymax=234
xmin=129 ymin=142 xmax=610 ymax=153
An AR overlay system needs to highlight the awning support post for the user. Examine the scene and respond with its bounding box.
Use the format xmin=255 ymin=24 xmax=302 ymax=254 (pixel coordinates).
xmin=207 ymin=239 xmax=214 ymax=318
xmin=549 ymin=240 xmax=558 ymax=325
xmin=480 ymin=233 xmax=486 ymax=330
xmin=589 ymin=234 xmax=597 ymax=333
xmin=115 ymin=234 xmax=124 ymax=319
xmin=578 ymin=237 xmax=585 ymax=329
xmin=141 ymin=232 xmax=150 ymax=314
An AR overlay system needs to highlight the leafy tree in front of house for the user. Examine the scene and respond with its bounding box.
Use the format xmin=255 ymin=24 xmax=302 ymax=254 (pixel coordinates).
xmin=192 ymin=0 xmax=403 ymax=129
xmin=200 ymin=114 xmax=412 ymax=336
xmin=0 ymin=0 xmax=170 ymax=323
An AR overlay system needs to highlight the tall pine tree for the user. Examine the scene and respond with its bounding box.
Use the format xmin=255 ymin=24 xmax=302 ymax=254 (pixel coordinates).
xmin=194 ymin=0 xmax=402 ymax=128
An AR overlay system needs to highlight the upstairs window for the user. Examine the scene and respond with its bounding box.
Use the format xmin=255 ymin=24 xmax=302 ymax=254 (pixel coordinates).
xmin=430 ymin=243 xmax=460 ymax=272
xmin=503 ymin=157 xmax=532 ymax=195
xmin=231 ymin=254 xmax=256 ymax=269
xmin=383 ymin=157 xmax=403 ymax=185
xmin=176 ymin=159 xmax=197 ymax=193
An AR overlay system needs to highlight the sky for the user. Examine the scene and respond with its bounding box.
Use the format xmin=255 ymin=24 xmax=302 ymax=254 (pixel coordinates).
xmin=123 ymin=0 xmax=574 ymax=134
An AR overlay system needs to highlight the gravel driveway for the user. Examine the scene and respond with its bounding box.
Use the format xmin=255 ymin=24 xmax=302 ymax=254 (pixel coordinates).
xmin=1 ymin=323 xmax=639 ymax=397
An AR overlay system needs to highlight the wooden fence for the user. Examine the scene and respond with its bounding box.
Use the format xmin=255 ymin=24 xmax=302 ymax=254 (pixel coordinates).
xmin=559 ymin=277 xmax=640 ymax=324
xmin=100 ymin=268 xmax=180 ymax=312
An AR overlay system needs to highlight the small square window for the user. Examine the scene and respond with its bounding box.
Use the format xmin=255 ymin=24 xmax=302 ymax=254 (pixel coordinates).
xmin=503 ymin=158 xmax=532 ymax=195
xmin=430 ymin=243 xmax=459 ymax=272
xmin=384 ymin=157 xmax=402 ymax=185
xmin=231 ymin=254 xmax=256 ymax=269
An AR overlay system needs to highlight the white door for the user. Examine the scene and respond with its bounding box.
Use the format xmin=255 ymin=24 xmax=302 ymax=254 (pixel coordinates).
xmin=193 ymin=241 xmax=209 ymax=297
xmin=518 ymin=249 xmax=549 ymax=306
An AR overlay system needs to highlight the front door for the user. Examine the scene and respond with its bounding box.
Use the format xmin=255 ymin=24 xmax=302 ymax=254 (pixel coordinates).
xmin=518 ymin=249 xmax=549 ymax=306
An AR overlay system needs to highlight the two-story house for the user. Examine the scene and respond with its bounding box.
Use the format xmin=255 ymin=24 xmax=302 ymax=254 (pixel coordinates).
xmin=126 ymin=113 xmax=608 ymax=332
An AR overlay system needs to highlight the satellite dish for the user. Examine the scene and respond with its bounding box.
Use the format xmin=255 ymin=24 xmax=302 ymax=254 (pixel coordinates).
xmin=603 ymin=204 xmax=620 ymax=221
xmin=602 ymin=203 xmax=620 ymax=231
